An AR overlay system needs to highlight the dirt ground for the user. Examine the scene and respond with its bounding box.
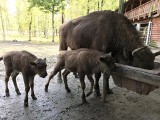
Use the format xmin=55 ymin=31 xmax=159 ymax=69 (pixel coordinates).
xmin=1 ymin=41 xmax=160 ymax=120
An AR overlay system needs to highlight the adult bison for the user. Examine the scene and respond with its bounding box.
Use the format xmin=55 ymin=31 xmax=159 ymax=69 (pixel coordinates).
xmin=58 ymin=10 xmax=160 ymax=96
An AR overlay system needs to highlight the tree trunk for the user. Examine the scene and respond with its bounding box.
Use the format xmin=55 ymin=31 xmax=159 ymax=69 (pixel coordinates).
xmin=0 ymin=5 xmax=6 ymax=41
xmin=56 ymin=28 xmax=58 ymax=36
xmin=87 ymin=0 xmax=90 ymax=14
xmin=62 ymin=10 xmax=64 ymax=24
xmin=118 ymin=0 xmax=125 ymax=14
xmin=101 ymin=0 xmax=104 ymax=10
xmin=29 ymin=13 xmax=32 ymax=41
xmin=61 ymin=0 xmax=65 ymax=24
xmin=52 ymin=11 xmax=54 ymax=42
xmin=33 ymin=16 xmax=37 ymax=37
xmin=98 ymin=1 xmax=100 ymax=11
xmin=6 ymin=13 xmax=11 ymax=37
xmin=44 ymin=13 xmax=48 ymax=38
xmin=94 ymin=0 xmax=96 ymax=11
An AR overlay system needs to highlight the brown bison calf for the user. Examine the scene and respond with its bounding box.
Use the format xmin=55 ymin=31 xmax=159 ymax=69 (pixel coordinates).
xmin=0 ymin=50 xmax=47 ymax=107
xmin=45 ymin=48 xmax=116 ymax=103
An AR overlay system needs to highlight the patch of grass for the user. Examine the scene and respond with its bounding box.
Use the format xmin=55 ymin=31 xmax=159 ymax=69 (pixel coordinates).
xmin=0 ymin=35 xmax=60 ymax=44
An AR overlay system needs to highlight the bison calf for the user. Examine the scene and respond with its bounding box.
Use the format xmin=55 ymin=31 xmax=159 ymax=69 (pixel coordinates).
xmin=45 ymin=48 xmax=116 ymax=103
xmin=0 ymin=50 xmax=47 ymax=107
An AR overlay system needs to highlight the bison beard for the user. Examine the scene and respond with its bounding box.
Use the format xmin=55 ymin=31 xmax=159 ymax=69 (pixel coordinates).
xmin=58 ymin=10 xmax=160 ymax=96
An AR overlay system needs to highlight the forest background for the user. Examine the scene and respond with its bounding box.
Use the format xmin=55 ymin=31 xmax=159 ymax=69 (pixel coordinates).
xmin=0 ymin=0 xmax=124 ymax=44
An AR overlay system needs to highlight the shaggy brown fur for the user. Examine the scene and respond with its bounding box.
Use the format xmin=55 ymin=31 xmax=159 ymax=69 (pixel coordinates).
xmin=0 ymin=50 xmax=47 ymax=107
xmin=59 ymin=10 xmax=160 ymax=95
xmin=45 ymin=48 xmax=116 ymax=103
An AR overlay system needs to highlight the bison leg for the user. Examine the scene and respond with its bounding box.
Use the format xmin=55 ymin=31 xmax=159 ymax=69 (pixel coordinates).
xmin=62 ymin=70 xmax=71 ymax=93
xmin=102 ymin=74 xmax=112 ymax=103
xmin=29 ymin=76 xmax=37 ymax=100
xmin=94 ymin=73 xmax=101 ymax=96
xmin=4 ymin=69 xmax=13 ymax=97
xmin=45 ymin=71 xmax=58 ymax=92
xmin=105 ymin=74 xmax=113 ymax=94
xmin=56 ymin=59 xmax=65 ymax=83
xmin=57 ymin=71 xmax=63 ymax=83
xmin=79 ymin=73 xmax=88 ymax=104
xmin=11 ymin=71 xmax=21 ymax=95
xmin=23 ymin=74 xmax=30 ymax=107
xmin=45 ymin=65 xmax=63 ymax=92
xmin=86 ymin=75 xmax=94 ymax=97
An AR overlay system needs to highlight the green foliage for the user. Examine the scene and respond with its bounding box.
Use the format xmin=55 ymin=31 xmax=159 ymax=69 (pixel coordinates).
xmin=0 ymin=0 xmax=119 ymax=43
xmin=150 ymin=40 xmax=158 ymax=48
xmin=28 ymin=0 xmax=64 ymax=13
xmin=64 ymin=0 xmax=118 ymax=19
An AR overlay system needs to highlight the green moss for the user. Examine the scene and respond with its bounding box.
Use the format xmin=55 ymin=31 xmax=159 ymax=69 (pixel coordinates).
xmin=149 ymin=40 xmax=158 ymax=48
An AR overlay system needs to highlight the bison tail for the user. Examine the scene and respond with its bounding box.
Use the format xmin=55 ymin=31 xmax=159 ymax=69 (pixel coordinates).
xmin=0 ymin=57 xmax=3 ymax=61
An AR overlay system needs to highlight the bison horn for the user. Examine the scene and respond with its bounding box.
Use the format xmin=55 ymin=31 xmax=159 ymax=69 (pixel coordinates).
xmin=154 ymin=51 xmax=160 ymax=57
xmin=132 ymin=46 xmax=148 ymax=56
xmin=108 ymin=52 xmax=112 ymax=56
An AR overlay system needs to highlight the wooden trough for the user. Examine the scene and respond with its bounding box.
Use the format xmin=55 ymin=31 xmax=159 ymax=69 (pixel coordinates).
xmin=112 ymin=62 xmax=160 ymax=95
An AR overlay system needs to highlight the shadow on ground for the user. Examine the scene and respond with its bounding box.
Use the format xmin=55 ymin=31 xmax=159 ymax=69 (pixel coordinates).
xmin=0 ymin=41 xmax=160 ymax=120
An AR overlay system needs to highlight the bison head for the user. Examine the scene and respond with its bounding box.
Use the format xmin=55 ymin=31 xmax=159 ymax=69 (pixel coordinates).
xmin=30 ymin=58 xmax=48 ymax=78
xmin=132 ymin=46 xmax=160 ymax=70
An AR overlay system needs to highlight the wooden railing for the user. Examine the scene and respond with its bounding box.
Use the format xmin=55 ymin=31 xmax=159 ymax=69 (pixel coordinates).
xmin=124 ymin=0 xmax=160 ymax=21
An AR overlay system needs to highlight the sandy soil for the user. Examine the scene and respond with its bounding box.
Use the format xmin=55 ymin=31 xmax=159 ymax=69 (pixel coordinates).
xmin=0 ymin=41 xmax=160 ymax=120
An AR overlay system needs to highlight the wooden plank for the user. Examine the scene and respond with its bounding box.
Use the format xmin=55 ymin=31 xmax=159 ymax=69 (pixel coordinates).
xmin=115 ymin=62 xmax=160 ymax=75
xmin=112 ymin=75 xmax=158 ymax=95
xmin=113 ymin=62 xmax=160 ymax=87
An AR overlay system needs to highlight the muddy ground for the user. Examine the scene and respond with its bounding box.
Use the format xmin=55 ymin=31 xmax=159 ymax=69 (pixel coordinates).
xmin=1 ymin=41 xmax=160 ymax=120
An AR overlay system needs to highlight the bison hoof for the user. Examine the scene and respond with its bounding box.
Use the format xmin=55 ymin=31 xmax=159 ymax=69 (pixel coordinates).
xmin=74 ymin=74 xmax=79 ymax=78
xmin=66 ymin=88 xmax=71 ymax=93
xmin=16 ymin=91 xmax=21 ymax=95
xmin=45 ymin=86 xmax=48 ymax=92
xmin=107 ymin=89 xmax=113 ymax=94
xmin=86 ymin=92 xmax=93 ymax=97
xmin=32 ymin=96 xmax=37 ymax=100
xmin=94 ymin=91 xmax=101 ymax=97
xmin=82 ymin=100 xmax=89 ymax=104
xmin=24 ymin=102 xmax=28 ymax=107
xmin=6 ymin=93 xmax=10 ymax=97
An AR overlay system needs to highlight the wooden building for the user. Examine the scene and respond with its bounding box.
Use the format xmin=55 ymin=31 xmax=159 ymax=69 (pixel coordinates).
xmin=124 ymin=0 xmax=160 ymax=47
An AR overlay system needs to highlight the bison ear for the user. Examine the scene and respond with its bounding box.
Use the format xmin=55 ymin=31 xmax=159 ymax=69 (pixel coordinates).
xmin=43 ymin=58 xmax=46 ymax=62
xmin=99 ymin=56 xmax=105 ymax=62
xmin=30 ymin=61 xmax=36 ymax=66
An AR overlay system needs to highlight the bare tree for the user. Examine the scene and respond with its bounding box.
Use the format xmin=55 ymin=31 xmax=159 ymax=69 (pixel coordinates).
xmin=61 ymin=0 xmax=65 ymax=24
xmin=101 ymin=0 xmax=104 ymax=10
xmin=28 ymin=13 xmax=32 ymax=41
xmin=87 ymin=0 xmax=90 ymax=14
xmin=51 ymin=1 xmax=55 ymax=42
xmin=98 ymin=1 xmax=100 ymax=11
xmin=118 ymin=0 xmax=125 ymax=14
xmin=0 ymin=4 xmax=6 ymax=41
